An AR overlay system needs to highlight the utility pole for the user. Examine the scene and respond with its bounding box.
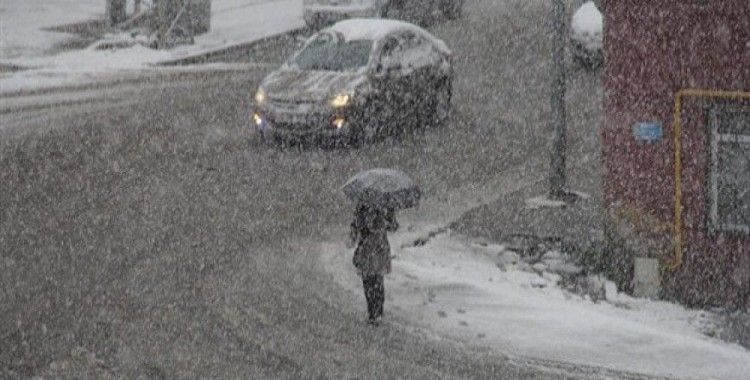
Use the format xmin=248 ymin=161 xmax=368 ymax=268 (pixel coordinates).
xmin=549 ymin=0 xmax=568 ymax=199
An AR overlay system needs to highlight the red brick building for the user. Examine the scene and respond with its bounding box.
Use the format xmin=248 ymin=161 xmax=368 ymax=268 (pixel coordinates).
xmin=601 ymin=1 xmax=750 ymax=306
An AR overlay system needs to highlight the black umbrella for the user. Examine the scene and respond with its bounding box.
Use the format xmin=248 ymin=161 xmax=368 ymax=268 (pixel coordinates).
xmin=343 ymin=168 xmax=421 ymax=209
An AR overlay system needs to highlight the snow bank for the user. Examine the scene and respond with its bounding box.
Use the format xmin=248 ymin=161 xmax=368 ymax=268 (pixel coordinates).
xmin=14 ymin=44 xmax=172 ymax=73
xmin=0 ymin=0 xmax=103 ymax=60
xmin=0 ymin=44 xmax=172 ymax=94
xmin=388 ymin=234 xmax=750 ymax=379
xmin=326 ymin=232 xmax=750 ymax=379
xmin=1 ymin=0 xmax=304 ymax=94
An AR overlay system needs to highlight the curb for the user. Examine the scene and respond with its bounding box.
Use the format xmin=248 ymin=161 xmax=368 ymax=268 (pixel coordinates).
xmin=0 ymin=63 xmax=267 ymax=100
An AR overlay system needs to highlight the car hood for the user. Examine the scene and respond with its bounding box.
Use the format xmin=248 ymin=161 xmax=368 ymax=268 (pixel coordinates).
xmin=261 ymin=68 xmax=368 ymax=103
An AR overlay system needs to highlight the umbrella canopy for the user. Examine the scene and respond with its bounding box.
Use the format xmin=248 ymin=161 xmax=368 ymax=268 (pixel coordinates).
xmin=343 ymin=168 xmax=421 ymax=209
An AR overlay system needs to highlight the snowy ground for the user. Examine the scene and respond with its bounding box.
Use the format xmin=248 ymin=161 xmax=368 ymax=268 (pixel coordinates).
xmin=0 ymin=0 xmax=303 ymax=94
xmin=323 ymin=228 xmax=750 ymax=380
xmin=0 ymin=0 xmax=104 ymax=60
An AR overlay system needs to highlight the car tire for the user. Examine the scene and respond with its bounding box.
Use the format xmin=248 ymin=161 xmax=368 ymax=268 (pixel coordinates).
xmin=270 ymin=132 xmax=287 ymax=149
xmin=253 ymin=130 xmax=266 ymax=146
xmin=347 ymin=132 xmax=361 ymax=149
xmin=348 ymin=123 xmax=369 ymax=149
xmin=432 ymin=78 xmax=452 ymax=128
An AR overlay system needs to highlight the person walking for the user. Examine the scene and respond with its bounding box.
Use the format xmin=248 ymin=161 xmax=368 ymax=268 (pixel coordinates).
xmin=343 ymin=168 xmax=418 ymax=325
xmin=350 ymin=204 xmax=398 ymax=326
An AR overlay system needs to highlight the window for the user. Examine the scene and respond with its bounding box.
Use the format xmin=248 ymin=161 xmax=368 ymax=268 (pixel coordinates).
xmin=709 ymin=103 xmax=750 ymax=234
xmin=380 ymin=32 xmax=437 ymax=72
xmin=379 ymin=33 xmax=418 ymax=67
xmin=379 ymin=37 xmax=401 ymax=63
xmin=292 ymin=33 xmax=373 ymax=72
xmin=399 ymin=33 xmax=438 ymax=69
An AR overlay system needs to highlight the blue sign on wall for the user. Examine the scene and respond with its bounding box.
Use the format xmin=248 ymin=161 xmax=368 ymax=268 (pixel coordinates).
xmin=633 ymin=122 xmax=664 ymax=141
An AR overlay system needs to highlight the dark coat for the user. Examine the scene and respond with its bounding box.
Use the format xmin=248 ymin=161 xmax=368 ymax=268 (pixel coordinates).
xmin=351 ymin=206 xmax=398 ymax=276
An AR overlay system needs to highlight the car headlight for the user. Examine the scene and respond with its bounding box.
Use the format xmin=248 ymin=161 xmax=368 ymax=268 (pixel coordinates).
xmin=330 ymin=93 xmax=351 ymax=108
xmin=252 ymin=112 xmax=263 ymax=126
xmin=255 ymin=88 xmax=266 ymax=104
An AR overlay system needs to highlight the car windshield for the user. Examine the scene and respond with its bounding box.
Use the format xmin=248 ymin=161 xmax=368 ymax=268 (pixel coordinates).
xmin=292 ymin=35 xmax=373 ymax=72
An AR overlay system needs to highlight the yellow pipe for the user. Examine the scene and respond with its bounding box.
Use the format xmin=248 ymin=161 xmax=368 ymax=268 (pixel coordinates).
xmin=670 ymin=93 xmax=683 ymax=270
xmin=668 ymin=89 xmax=750 ymax=270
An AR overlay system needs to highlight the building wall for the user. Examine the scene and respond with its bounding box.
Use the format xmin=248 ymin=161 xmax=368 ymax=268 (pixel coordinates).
xmin=602 ymin=0 xmax=750 ymax=306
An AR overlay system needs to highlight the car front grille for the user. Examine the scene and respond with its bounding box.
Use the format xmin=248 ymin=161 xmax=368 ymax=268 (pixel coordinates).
xmin=267 ymin=98 xmax=318 ymax=113
xmin=275 ymin=122 xmax=312 ymax=132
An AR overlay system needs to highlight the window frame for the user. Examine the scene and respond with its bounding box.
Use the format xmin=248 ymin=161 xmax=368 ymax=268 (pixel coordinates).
xmin=375 ymin=36 xmax=403 ymax=69
xmin=708 ymin=103 xmax=750 ymax=234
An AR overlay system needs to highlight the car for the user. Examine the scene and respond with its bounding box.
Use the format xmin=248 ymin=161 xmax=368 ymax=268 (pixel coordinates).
xmin=570 ymin=1 xmax=603 ymax=68
xmin=251 ymin=18 xmax=454 ymax=148
xmin=303 ymin=0 xmax=465 ymax=30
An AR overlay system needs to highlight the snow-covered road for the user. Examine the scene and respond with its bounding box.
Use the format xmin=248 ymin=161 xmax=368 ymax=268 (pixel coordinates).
xmin=4 ymin=0 xmax=743 ymax=378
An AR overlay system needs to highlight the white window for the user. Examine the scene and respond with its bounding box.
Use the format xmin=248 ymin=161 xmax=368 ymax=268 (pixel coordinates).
xmin=709 ymin=104 xmax=750 ymax=234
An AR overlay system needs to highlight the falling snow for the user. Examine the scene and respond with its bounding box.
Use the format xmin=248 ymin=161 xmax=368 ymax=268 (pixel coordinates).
xmin=1 ymin=0 xmax=748 ymax=379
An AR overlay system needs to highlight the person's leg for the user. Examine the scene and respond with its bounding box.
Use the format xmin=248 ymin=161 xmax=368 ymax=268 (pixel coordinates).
xmin=374 ymin=275 xmax=385 ymax=319
xmin=362 ymin=275 xmax=377 ymax=321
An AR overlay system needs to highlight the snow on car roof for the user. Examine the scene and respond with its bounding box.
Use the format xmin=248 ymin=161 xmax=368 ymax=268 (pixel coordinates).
xmin=325 ymin=18 xmax=451 ymax=53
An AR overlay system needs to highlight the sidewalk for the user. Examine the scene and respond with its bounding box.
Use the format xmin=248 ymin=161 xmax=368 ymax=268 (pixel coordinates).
xmin=451 ymin=167 xmax=604 ymax=258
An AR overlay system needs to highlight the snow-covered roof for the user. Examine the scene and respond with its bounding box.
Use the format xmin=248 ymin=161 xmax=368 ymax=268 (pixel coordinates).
xmin=327 ymin=18 xmax=423 ymax=41
xmin=324 ymin=18 xmax=451 ymax=53
xmin=571 ymin=1 xmax=603 ymax=35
